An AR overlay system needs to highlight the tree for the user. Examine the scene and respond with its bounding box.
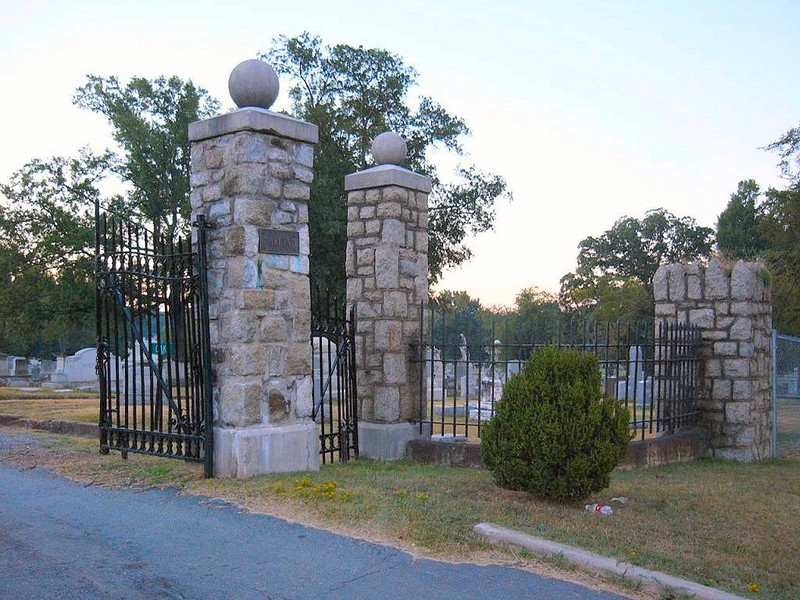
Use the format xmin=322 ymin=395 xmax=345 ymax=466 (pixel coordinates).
xmin=0 ymin=150 xmax=120 ymax=356
xmin=560 ymin=209 xmax=714 ymax=320
xmin=764 ymin=120 xmax=800 ymax=187
xmin=263 ymin=33 xmax=511 ymax=294
xmin=716 ymin=179 xmax=768 ymax=259
xmin=74 ymin=75 xmax=219 ymax=238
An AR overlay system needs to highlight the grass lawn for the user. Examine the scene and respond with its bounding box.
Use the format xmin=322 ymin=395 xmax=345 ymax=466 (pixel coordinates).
xmin=0 ymin=418 xmax=796 ymax=600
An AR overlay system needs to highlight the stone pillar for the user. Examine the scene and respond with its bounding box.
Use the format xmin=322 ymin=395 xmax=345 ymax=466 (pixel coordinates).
xmin=189 ymin=60 xmax=319 ymax=477
xmin=654 ymin=258 xmax=772 ymax=460
xmin=345 ymin=132 xmax=431 ymax=459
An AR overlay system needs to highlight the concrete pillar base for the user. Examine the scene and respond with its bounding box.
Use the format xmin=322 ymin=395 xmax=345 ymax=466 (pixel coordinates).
xmin=213 ymin=421 xmax=320 ymax=478
xmin=358 ymin=421 xmax=430 ymax=461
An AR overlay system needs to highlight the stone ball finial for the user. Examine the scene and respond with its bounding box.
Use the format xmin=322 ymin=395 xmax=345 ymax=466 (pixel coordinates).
xmin=371 ymin=131 xmax=407 ymax=165
xmin=228 ymin=59 xmax=279 ymax=109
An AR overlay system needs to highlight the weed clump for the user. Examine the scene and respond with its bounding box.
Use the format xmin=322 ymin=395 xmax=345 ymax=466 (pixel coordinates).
xmin=481 ymin=346 xmax=630 ymax=502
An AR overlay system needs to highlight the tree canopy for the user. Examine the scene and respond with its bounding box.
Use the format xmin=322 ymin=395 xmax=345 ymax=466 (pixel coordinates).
xmin=263 ymin=33 xmax=511 ymax=293
xmin=0 ymin=150 xmax=120 ymax=355
xmin=74 ymin=75 xmax=219 ymax=238
xmin=559 ymin=208 xmax=714 ymax=319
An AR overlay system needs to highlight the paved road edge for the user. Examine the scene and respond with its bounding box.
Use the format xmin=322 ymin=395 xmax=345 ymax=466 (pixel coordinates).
xmin=473 ymin=523 xmax=749 ymax=600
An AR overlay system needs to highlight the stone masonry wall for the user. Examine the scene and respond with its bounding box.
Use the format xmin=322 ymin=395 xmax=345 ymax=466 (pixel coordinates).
xmin=345 ymin=185 xmax=429 ymax=423
xmin=654 ymin=258 xmax=772 ymax=460
xmin=190 ymin=124 xmax=317 ymax=474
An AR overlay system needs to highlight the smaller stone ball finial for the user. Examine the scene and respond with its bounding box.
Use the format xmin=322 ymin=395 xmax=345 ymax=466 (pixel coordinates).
xmin=228 ymin=59 xmax=280 ymax=109
xmin=371 ymin=131 xmax=407 ymax=166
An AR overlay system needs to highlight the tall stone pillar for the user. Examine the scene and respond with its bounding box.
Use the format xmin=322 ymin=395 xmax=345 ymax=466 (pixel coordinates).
xmin=654 ymin=258 xmax=773 ymax=460
xmin=189 ymin=60 xmax=319 ymax=477
xmin=345 ymin=132 xmax=431 ymax=459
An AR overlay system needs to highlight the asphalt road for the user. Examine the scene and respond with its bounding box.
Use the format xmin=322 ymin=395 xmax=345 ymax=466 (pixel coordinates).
xmin=0 ymin=437 xmax=628 ymax=600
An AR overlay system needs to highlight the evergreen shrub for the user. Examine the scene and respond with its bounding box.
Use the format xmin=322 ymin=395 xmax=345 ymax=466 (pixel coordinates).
xmin=481 ymin=346 xmax=631 ymax=502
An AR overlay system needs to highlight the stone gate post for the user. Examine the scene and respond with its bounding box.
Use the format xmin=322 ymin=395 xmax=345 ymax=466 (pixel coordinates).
xmin=345 ymin=132 xmax=431 ymax=459
xmin=189 ymin=60 xmax=319 ymax=477
xmin=654 ymin=258 xmax=773 ymax=460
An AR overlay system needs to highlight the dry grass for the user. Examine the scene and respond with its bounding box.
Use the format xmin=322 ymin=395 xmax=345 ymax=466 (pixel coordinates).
xmin=0 ymin=388 xmax=100 ymax=423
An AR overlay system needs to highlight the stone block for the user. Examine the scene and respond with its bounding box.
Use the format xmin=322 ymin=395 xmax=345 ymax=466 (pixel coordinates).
xmin=228 ymin=344 xmax=267 ymax=377
xmin=283 ymin=183 xmax=310 ymax=201
xmin=375 ymin=247 xmax=399 ymax=288
xmin=377 ymin=202 xmax=402 ymax=218
xmin=688 ymin=308 xmax=714 ymax=328
xmin=731 ymin=261 xmax=762 ymax=300
xmin=653 ymin=266 xmax=669 ymax=301
xmin=686 ymin=262 xmax=703 ymax=300
xmin=383 ymin=291 xmax=409 ymax=318
xmin=213 ymin=422 xmax=320 ymax=478
xmin=219 ymin=312 xmax=258 ymax=343
xmin=374 ymin=320 xmax=403 ymax=351
xmin=382 ymin=219 xmax=405 ymax=245
xmin=259 ymin=314 xmax=288 ymax=343
xmin=347 ymin=221 xmax=365 ymax=237
xmin=712 ymin=378 xmax=732 ymax=400
xmin=723 ymin=358 xmax=750 ymax=378
xmin=667 ymin=263 xmax=686 ymax=300
xmin=292 ymin=164 xmax=314 ymax=183
xmin=729 ymin=317 xmax=753 ymax=340
xmin=358 ymin=421 xmax=426 ymax=461
xmin=347 ymin=190 xmax=366 ymax=205
xmin=732 ymin=380 xmax=753 ymax=401
xmin=374 ymin=387 xmax=401 ymax=421
xmin=218 ymin=380 xmax=262 ymax=427
xmin=286 ymin=342 xmax=312 ymax=375
xmin=713 ymin=341 xmax=738 ymax=356
xmin=705 ymin=258 xmax=730 ymax=300
xmin=383 ymin=352 xmax=407 ymax=384
xmin=266 ymin=347 xmax=286 ymax=378
xmin=296 ymin=144 xmax=314 ymax=168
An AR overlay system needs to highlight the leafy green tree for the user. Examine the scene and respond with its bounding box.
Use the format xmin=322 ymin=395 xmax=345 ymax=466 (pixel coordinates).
xmin=429 ymin=290 xmax=490 ymax=361
xmin=716 ymin=179 xmax=768 ymax=259
xmin=764 ymin=120 xmax=800 ymax=187
xmin=0 ymin=150 xmax=119 ymax=356
xmin=74 ymin=75 xmax=219 ymax=238
xmin=759 ymin=186 xmax=800 ymax=334
xmin=560 ymin=209 xmax=714 ymax=320
xmin=263 ymin=33 xmax=511 ymax=294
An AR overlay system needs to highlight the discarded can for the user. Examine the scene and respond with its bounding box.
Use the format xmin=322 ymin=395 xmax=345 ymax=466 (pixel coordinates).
xmin=585 ymin=503 xmax=613 ymax=516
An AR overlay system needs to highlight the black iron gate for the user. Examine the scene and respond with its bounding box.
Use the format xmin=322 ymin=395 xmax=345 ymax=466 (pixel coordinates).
xmin=311 ymin=292 xmax=358 ymax=463
xmin=95 ymin=209 xmax=213 ymax=477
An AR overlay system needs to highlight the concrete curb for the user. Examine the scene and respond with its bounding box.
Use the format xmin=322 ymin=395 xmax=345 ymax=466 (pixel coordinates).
xmin=0 ymin=414 xmax=98 ymax=438
xmin=474 ymin=523 xmax=749 ymax=600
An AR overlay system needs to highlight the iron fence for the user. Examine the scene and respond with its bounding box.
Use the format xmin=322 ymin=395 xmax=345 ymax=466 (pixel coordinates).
xmin=413 ymin=306 xmax=702 ymax=442
xmin=773 ymin=331 xmax=800 ymax=458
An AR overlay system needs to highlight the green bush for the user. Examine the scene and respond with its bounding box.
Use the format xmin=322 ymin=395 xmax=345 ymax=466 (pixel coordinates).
xmin=481 ymin=346 xmax=631 ymax=502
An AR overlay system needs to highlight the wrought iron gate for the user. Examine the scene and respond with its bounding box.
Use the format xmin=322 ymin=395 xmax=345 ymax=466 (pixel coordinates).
xmin=311 ymin=292 xmax=358 ymax=463
xmin=95 ymin=209 xmax=213 ymax=477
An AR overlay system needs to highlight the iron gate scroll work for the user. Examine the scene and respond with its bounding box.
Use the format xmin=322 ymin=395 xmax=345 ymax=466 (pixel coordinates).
xmin=311 ymin=292 xmax=358 ymax=463
xmin=95 ymin=209 xmax=213 ymax=477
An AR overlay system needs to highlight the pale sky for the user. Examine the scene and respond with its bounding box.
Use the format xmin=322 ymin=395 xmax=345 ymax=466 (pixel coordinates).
xmin=1 ymin=0 xmax=798 ymax=308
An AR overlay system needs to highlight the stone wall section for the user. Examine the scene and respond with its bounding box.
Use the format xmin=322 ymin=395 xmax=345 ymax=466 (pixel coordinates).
xmin=345 ymin=185 xmax=429 ymax=424
xmin=653 ymin=258 xmax=772 ymax=460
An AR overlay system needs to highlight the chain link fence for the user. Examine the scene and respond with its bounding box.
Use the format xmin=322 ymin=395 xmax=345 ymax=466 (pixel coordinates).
xmin=773 ymin=332 xmax=800 ymax=458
